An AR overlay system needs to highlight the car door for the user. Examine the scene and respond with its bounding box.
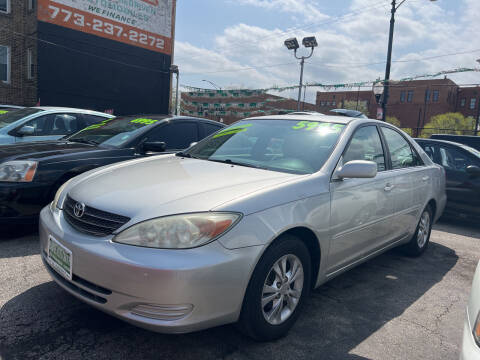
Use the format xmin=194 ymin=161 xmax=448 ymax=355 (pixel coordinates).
xmin=437 ymin=145 xmax=480 ymax=218
xmin=14 ymin=114 xmax=54 ymax=142
xmin=328 ymin=125 xmax=396 ymax=274
xmin=144 ymin=121 xmax=199 ymax=154
xmin=380 ymin=126 xmax=428 ymax=240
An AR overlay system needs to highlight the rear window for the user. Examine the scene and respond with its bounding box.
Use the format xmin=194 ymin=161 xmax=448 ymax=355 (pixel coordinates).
xmin=0 ymin=108 xmax=43 ymax=129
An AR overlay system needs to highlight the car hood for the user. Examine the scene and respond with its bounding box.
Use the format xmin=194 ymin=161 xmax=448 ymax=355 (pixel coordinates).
xmin=67 ymin=155 xmax=300 ymax=223
xmin=0 ymin=141 xmax=99 ymax=163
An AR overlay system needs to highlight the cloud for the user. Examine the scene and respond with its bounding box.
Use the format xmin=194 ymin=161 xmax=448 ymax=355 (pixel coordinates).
xmin=234 ymin=0 xmax=329 ymax=22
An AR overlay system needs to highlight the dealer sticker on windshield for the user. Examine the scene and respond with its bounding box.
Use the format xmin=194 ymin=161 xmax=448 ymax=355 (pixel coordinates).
xmin=47 ymin=236 xmax=72 ymax=281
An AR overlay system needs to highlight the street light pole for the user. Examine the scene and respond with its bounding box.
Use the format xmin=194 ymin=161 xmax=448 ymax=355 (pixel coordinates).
xmin=284 ymin=37 xmax=317 ymax=112
xmin=170 ymin=65 xmax=179 ymax=115
xmin=475 ymin=59 xmax=480 ymax=136
xmin=202 ymin=79 xmax=221 ymax=90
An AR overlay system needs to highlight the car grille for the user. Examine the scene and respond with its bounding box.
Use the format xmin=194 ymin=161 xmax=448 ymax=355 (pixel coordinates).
xmin=63 ymin=195 xmax=130 ymax=237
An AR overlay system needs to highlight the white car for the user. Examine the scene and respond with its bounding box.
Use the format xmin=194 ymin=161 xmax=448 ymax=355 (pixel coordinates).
xmin=0 ymin=107 xmax=114 ymax=144
xmin=461 ymin=261 xmax=480 ymax=359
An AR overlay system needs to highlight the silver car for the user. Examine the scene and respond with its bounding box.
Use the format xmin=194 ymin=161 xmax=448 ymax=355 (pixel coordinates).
xmin=461 ymin=261 xmax=480 ymax=359
xmin=0 ymin=107 xmax=114 ymax=144
xmin=39 ymin=114 xmax=446 ymax=341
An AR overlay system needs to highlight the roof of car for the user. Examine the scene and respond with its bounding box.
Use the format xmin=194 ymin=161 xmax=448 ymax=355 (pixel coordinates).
xmin=33 ymin=106 xmax=113 ymax=115
xmin=414 ymin=138 xmax=466 ymax=147
xmin=246 ymin=113 xmax=375 ymax=125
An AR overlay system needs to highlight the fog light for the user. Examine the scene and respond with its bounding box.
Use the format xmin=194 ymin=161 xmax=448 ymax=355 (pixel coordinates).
xmin=131 ymin=304 xmax=193 ymax=321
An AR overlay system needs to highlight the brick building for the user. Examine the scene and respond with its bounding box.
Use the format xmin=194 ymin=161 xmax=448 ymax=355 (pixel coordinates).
xmin=181 ymin=90 xmax=316 ymax=124
xmin=316 ymin=79 xmax=478 ymax=133
xmin=0 ymin=0 xmax=37 ymax=106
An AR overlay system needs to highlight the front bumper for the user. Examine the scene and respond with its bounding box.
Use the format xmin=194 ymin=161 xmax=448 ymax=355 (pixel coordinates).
xmin=39 ymin=207 xmax=264 ymax=333
xmin=460 ymin=311 xmax=480 ymax=360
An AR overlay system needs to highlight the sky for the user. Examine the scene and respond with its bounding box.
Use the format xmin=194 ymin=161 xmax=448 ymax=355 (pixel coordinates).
xmin=173 ymin=0 xmax=480 ymax=103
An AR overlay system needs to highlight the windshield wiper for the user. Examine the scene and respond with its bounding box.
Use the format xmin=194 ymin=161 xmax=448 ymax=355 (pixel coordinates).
xmin=68 ymin=138 xmax=99 ymax=146
xmin=208 ymin=158 xmax=265 ymax=169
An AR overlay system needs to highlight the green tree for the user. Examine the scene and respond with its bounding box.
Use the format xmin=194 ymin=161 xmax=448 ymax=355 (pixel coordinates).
xmin=420 ymin=112 xmax=475 ymax=138
xmin=386 ymin=116 xmax=413 ymax=136
xmin=342 ymin=100 xmax=369 ymax=117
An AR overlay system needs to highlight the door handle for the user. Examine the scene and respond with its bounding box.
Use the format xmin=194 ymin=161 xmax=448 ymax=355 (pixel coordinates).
xmin=422 ymin=176 xmax=430 ymax=181
xmin=384 ymin=184 xmax=395 ymax=192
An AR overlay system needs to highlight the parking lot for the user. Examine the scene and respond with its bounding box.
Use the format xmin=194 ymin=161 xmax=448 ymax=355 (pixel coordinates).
xmin=0 ymin=219 xmax=478 ymax=360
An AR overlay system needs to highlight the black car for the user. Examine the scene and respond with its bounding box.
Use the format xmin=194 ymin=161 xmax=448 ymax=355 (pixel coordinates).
xmin=430 ymin=134 xmax=480 ymax=151
xmin=0 ymin=115 xmax=225 ymax=225
xmin=416 ymin=138 xmax=480 ymax=220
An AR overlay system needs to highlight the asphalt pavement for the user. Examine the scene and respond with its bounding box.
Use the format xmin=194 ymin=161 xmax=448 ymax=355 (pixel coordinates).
xmin=1 ymin=219 xmax=479 ymax=360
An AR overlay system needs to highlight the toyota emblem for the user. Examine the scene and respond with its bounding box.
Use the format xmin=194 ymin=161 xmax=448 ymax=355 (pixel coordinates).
xmin=73 ymin=202 xmax=85 ymax=218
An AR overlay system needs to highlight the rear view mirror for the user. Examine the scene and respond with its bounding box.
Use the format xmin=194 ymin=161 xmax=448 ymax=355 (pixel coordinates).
xmin=466 ymin=165 xmax=480 ymax=177
xmin=17 ymin=125 xmax=35 ymax=136
xmin=143 ymin=141 xmax=166 ymax=153
xmin=336 ymin=160 xmax=377 ymax=179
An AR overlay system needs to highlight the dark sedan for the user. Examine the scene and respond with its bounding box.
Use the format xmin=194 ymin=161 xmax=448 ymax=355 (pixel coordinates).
xmin=0 ymin=115 xmax=224 ymax=225
xmin=416 ymin=138 xmax=480 ymax=220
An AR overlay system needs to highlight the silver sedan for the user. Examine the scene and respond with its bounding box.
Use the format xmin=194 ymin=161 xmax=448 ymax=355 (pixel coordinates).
xmin=39 ymin=114 xmax=446 ymax=341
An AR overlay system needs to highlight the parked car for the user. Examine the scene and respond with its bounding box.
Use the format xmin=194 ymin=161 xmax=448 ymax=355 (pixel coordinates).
xmin=0 ymin=107 xmax=114 ymax=145
xmin=40 ymin=114 xmax=446 ymax=341
xmin=430 ymin=134 xmax=480 ymax=151
xmin=460 ymin=260 xmax=480 ymax=360
xmin=415 ymin=138 xmax=480 ymax=221
xmin=0 ymin=115 xmax=224 ymax=225
xmin=330 ymin=109 xmax=368 ymax=118
xmin=0 ymin=104 xmax=24 ymax=114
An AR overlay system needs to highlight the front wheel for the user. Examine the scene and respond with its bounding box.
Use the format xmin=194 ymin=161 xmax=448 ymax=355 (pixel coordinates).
xmin=237 ymin=235 xmax=311 ymax=341
xmin=402 ymin=205 xmax=433 ymax=257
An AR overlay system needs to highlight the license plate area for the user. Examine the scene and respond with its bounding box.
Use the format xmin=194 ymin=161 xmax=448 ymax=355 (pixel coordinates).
xmin=47 ymin=236 xmax=72 ymax=281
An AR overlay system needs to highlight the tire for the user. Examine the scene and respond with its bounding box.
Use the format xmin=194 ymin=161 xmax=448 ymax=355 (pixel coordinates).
xmin=402 ymin=205 xmax=433 ymax=257
xmin=237 ymin=235 xmax=311 ymax=341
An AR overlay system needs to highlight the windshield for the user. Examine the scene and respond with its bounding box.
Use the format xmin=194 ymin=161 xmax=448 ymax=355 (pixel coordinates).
xmin=0 ymin=108 xmax=43 ymax=129
xmin=186 ymin=119 xmax=345 ymax=174
xmin=68 ymin=116 xmax=166 ymax=147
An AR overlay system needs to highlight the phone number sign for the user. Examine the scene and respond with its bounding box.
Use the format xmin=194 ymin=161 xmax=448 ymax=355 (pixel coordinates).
xmin=38 ymin=0 xmax=175 ymax=55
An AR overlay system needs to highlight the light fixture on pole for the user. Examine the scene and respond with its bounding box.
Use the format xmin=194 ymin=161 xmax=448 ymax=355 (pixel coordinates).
xmin=170 ymin=65 xmax=179 ymax=115
xmin=372 ymin=80 xmax=384 ymax=120
xmin=381 ymin=0 xmax=437 ymax=122
xmin=202 ymin=79 xmax=222 ymax=90
xmin=284 ymin=36 xmax=318 ymax=111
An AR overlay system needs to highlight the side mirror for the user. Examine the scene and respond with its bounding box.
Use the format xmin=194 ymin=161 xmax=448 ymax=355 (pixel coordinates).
xmin=466 ymin=165 xmax=480 ymax=177
xmin=336 ymin=160 xmax=377 ymax=179
xmin=143 ymin=141 xmax=166 ymax=153
xmin=17 ymin=125 xmax=35 ymax=136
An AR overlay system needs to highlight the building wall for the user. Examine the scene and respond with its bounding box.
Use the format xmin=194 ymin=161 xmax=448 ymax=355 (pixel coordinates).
xmin=0 ymin=0 xmax=37 ymax=106
xmin=455 ymin=86 xmax=480 ymax=120
xmin=181 ymin=90 xmax=316 ymax=124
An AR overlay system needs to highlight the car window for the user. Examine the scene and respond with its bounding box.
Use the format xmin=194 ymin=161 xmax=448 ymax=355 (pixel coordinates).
xmin=187 ymin=119 xmax=346 ymax=175
xmin=147 ymin=122 xmax=198 ymax=150
xmin=382 ymin=127 xmax=421 ymax=169
xmin=0 ymin=108 xmax=42 ymax=129
xmin=23 ymin=115 xmax=53 ymax=136
xmin=343 ymin=125 xmax=386 ymax=171
xmin=202 ymin=122 xmax=223 ymax=137
xmin=51 ymin=113 xmax=81 ymax=135
xmin=83 ymin=114 xmax=110 ymax=126
xmin=421 ymin=144 xmax=437 ymax=162
xmin=439 ymin=147 xmax=473 ymax=172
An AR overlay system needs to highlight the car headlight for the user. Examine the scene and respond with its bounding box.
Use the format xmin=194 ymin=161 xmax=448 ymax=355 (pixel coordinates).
xmin=114 ymin=212 xmax=241 ymax=249
xmin=473 ymin=312 xmax=480 ymax=346
xmin=0 ymin=161 xmax=38 ymax=182
xmin=50 ymin=179 xmax=72 ymax=212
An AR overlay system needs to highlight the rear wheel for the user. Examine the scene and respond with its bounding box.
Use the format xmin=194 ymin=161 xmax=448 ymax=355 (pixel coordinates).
xmin=237 ymin=235 xmax=311 ymax=341
xmin=402 ymin=205 xmax=433 ymax=257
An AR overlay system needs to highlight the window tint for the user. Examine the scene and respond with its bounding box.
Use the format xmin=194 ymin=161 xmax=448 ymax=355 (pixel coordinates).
xmin=382 ymin=127 xmax=419 ymax=169
xmin=148 ymin=122 xmax=198 ymax=150
xmin=84 ymin=114 xmax=109 ymax=126
xmin=202 ymin=122 xmax=222 ymax=137
xmin=24 ymin=115 xmax=53 ymax=136
xmin=439 ymin=147 xmax=473 ymax=172
xmin=343 ymin=126 xmax=385 ymax=171
xmin=421 ymin=144 xmax=437 ymax=162
xmin=50 ymin=113 xmax=81 ymax=135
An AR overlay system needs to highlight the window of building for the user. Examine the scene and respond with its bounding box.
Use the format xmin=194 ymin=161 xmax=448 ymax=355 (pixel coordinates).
xmin=470 ymin=98 xmax=477 ymax=110
xmin=425 ymin=89 xmax=431 ymax=102
xmin=433 ymin=90 xmax=439 ymax=102
xmin=326 ymin=101 xmax=330 ymax=106
xmin=28 ymin=0 xmax=34 ymax=11
xmin=27 ymin=49 xmax=34 ymax=79
xmin=407 ymin=90 xmax=414 ymax=103
xmin=0 ymin=0 xmax=10 ymax=13
xmin=460 ymin=98 xmax=466 ymax=107
xmin=332 ymin=101 xmax=336 ymax=106
xmin=400 ymin=91 xmax=406 ymax=103
xmin=320 ymin=101 xmax=325 ymax=106
xmin=0 ymin=45 xmax=10 ymax=83
xmin=250 ymin=103 xmax=256 ymax=108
